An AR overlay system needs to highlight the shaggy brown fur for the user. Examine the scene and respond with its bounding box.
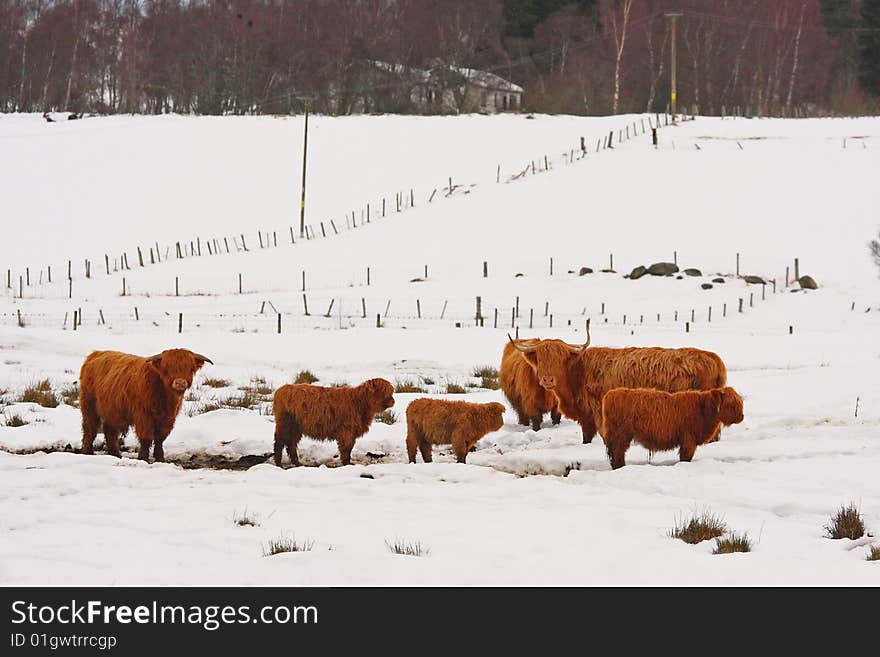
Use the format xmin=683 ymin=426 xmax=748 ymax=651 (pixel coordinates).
xmin=500 ymin=340 xmax=560 ymax=431
xmin=273 ymin=378 xmax=394 ymax=466
xmin=599 ymin=387 xmax=744 ymax=469
xmin=406 ymin=399 xmax=505 ymax=464
xmin=513 ymin=339 xmax=727 ymax=444
xmin=79 ymin=349 xmax=212 ymax=461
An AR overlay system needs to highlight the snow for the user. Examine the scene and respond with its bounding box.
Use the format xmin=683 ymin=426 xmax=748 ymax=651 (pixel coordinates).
xmin=1 ymin=112 xmax=879 ymax=585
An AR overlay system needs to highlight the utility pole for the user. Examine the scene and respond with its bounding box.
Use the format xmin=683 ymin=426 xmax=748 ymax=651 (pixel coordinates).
xmin=294 ymin=93 xmax=317 ymax=239
xmin=665 ymin=11 xmax=682 ymax=122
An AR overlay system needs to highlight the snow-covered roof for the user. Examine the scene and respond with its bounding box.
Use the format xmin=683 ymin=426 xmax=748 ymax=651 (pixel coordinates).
xmin=452 ymin=67 xmax=524 ymax=94
xmin=370 ymin=60 xmax=522 ymax=94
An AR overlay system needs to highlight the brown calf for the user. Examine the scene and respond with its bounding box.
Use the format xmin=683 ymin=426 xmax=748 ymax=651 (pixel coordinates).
xmin=599 ymin=386 xmax=744 ymax=469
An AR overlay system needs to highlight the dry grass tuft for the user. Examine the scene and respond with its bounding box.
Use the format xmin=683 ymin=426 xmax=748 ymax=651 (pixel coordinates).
xmin=374 ymin=409 xmax=398 ymax=425
xmin=19 ymin=380 xmax=58 ymax=408
xmin=233 ymin=509 xmax=261 ymax=527
xmin=263 ymin=535 xmax=315 ymax=556
xmin=669 ymin=510 xmax=727 ymax=544
xmin=59 ymin=383 xmax=79 ymax=407
xmin=824 ymin=503 xmax=865 ymax=540
xmin=5 ymin=413 xmax=28 ymax=427
xmin=294 ymin=370 xmax=319 ymax=384
xmin=386 ymin=539 xmax=429 ymax=557
xmin=203 ymin=377 xmax=232 ymax=388
xmin=712 ymin=532 xmax=752 ymax=554
xmin=394 ymin=378 xmax=427 ymax=394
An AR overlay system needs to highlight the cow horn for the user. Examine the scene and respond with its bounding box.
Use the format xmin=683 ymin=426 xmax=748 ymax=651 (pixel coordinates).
xmin=565 ymin=319 xmax=591 ymax=354
xmin=508 ymin=333 xmax=538 ymax=353
xmin=193 ymin=352 xmax=214 ymax=365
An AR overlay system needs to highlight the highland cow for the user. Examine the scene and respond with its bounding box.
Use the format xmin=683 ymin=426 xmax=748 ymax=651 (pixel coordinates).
xmin=509 ymin=321 xmax=727 ymax=443
xmin=79 ymin=349 xmax=213 ymax=462
xmin=406 ymin=398 xmax=505 ymax=464
xmin=599 ymin=386 xmax=744 ymax=469
xmin=273 ymin=378 xmax=394 ymax=466
xmin=500 ymin=339 xmax=560 ymax=431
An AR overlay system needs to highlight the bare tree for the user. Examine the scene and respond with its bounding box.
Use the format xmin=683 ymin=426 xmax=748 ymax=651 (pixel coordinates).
xmin=605 ymin=0 xmax=634 ymax=114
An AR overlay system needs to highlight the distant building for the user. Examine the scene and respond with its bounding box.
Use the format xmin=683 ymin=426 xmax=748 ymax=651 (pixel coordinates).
xmin=366 ymin=61 xmax=523 ymax=114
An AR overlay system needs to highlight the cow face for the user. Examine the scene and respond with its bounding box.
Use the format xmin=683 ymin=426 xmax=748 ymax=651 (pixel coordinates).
xmin=488 ymin=402 xmax=505 ymax=431
xmin=718 ymin=387 xmax=744 ymax=425
xmin=148 ymin=349 xmax=213 ymax=395
xmin=518 ymin=340 xmax=578 ymax=392
xmin=508 ymin=322 xmax=590 ymax=394
xmin=365 ymin=378 xmax=395 ymax=411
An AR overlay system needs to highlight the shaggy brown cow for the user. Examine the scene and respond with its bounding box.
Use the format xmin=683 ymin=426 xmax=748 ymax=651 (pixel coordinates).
xmin=79 ymin=349 xmax=213 ymax=461
xmin=406 ymin=398 xmax=505 ymax=464
xmin=500 ymin=338 xmax=560 ymax=431
xmin=599 ymin=386 xmax=744 ymax=469
xmin=510 ymin=321 xmax=727 ymax=444
xmin=273 ymin=378 xmax=394 ymax=467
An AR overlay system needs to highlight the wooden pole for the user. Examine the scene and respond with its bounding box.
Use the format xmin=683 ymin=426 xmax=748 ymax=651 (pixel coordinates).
xmin=178 ymin=313 xmax=183 ymax=333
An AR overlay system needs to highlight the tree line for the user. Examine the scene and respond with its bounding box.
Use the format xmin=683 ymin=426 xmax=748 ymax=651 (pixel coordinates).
xmin=1 ymin=0 xmax=879 ymax=116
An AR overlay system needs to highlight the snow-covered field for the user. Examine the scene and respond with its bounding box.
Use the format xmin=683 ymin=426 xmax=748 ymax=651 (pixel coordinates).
xmin=1 ymin=112 xmax=878 ymax=585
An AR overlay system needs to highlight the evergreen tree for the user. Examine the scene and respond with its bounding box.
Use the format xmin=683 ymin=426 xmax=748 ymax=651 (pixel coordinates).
xmin=501 ymin=0 xmax=595 ymax=38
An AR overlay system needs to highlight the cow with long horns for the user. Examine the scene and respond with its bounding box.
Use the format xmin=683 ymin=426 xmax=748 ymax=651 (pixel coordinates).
xmin=500 ymin=329 xmax=561 ymax=431
xmin=79 ymin=348 xmax=213 ymax=461
xmin=508 ymin=321 xmax=727 ymax=444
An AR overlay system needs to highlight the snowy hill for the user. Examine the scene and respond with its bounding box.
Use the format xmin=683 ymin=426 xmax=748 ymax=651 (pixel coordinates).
xmin=0 ymin=112 xmax=878 ymax=585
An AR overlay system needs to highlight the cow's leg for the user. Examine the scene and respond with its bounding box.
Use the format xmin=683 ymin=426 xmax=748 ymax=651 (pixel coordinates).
xmin=137 ymin=439 xmax=153 ymax=462
xmin=580 ymin=417 xmax=598 ymax=444
xmin=517 ymin=411 xmax=530 ymax=427
xmin=451 ymin=433 xmax=469 ymax=464
xmin=406 ymin=427 xmax=420 ymax=463
xmin=679 ymin=435 xmax=697 ymax=462
xmin=706 ymin=424 xmax=721 ymax=444
xmin=337 ymin=436 xmax=354 ymax=466
xmin=551 ymin=408 xmax=562 ymax=425
xmin=103 ymin=426 xmax=122 ymax=458
xmin=133 ymin=413 xmax=157 ymax=462
xmin=274 ymin=412 xmax=298 ymax=467
xmin=287 ymin=429 xmax=302 ymax=466
xmin=418 ymin=439 xmax=433 ymax=463
xmin=530 ymin=415 xmax=543 ymax=432
xmin=582 ymin=398 xmax=601 ymax=444
xmin=80 ymin=395 xmax=99 ymax=455
xmin=606 ymin=436 xmax=629 ymax=470
xmin=153 ymin=437 xmax=166 ymax=463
